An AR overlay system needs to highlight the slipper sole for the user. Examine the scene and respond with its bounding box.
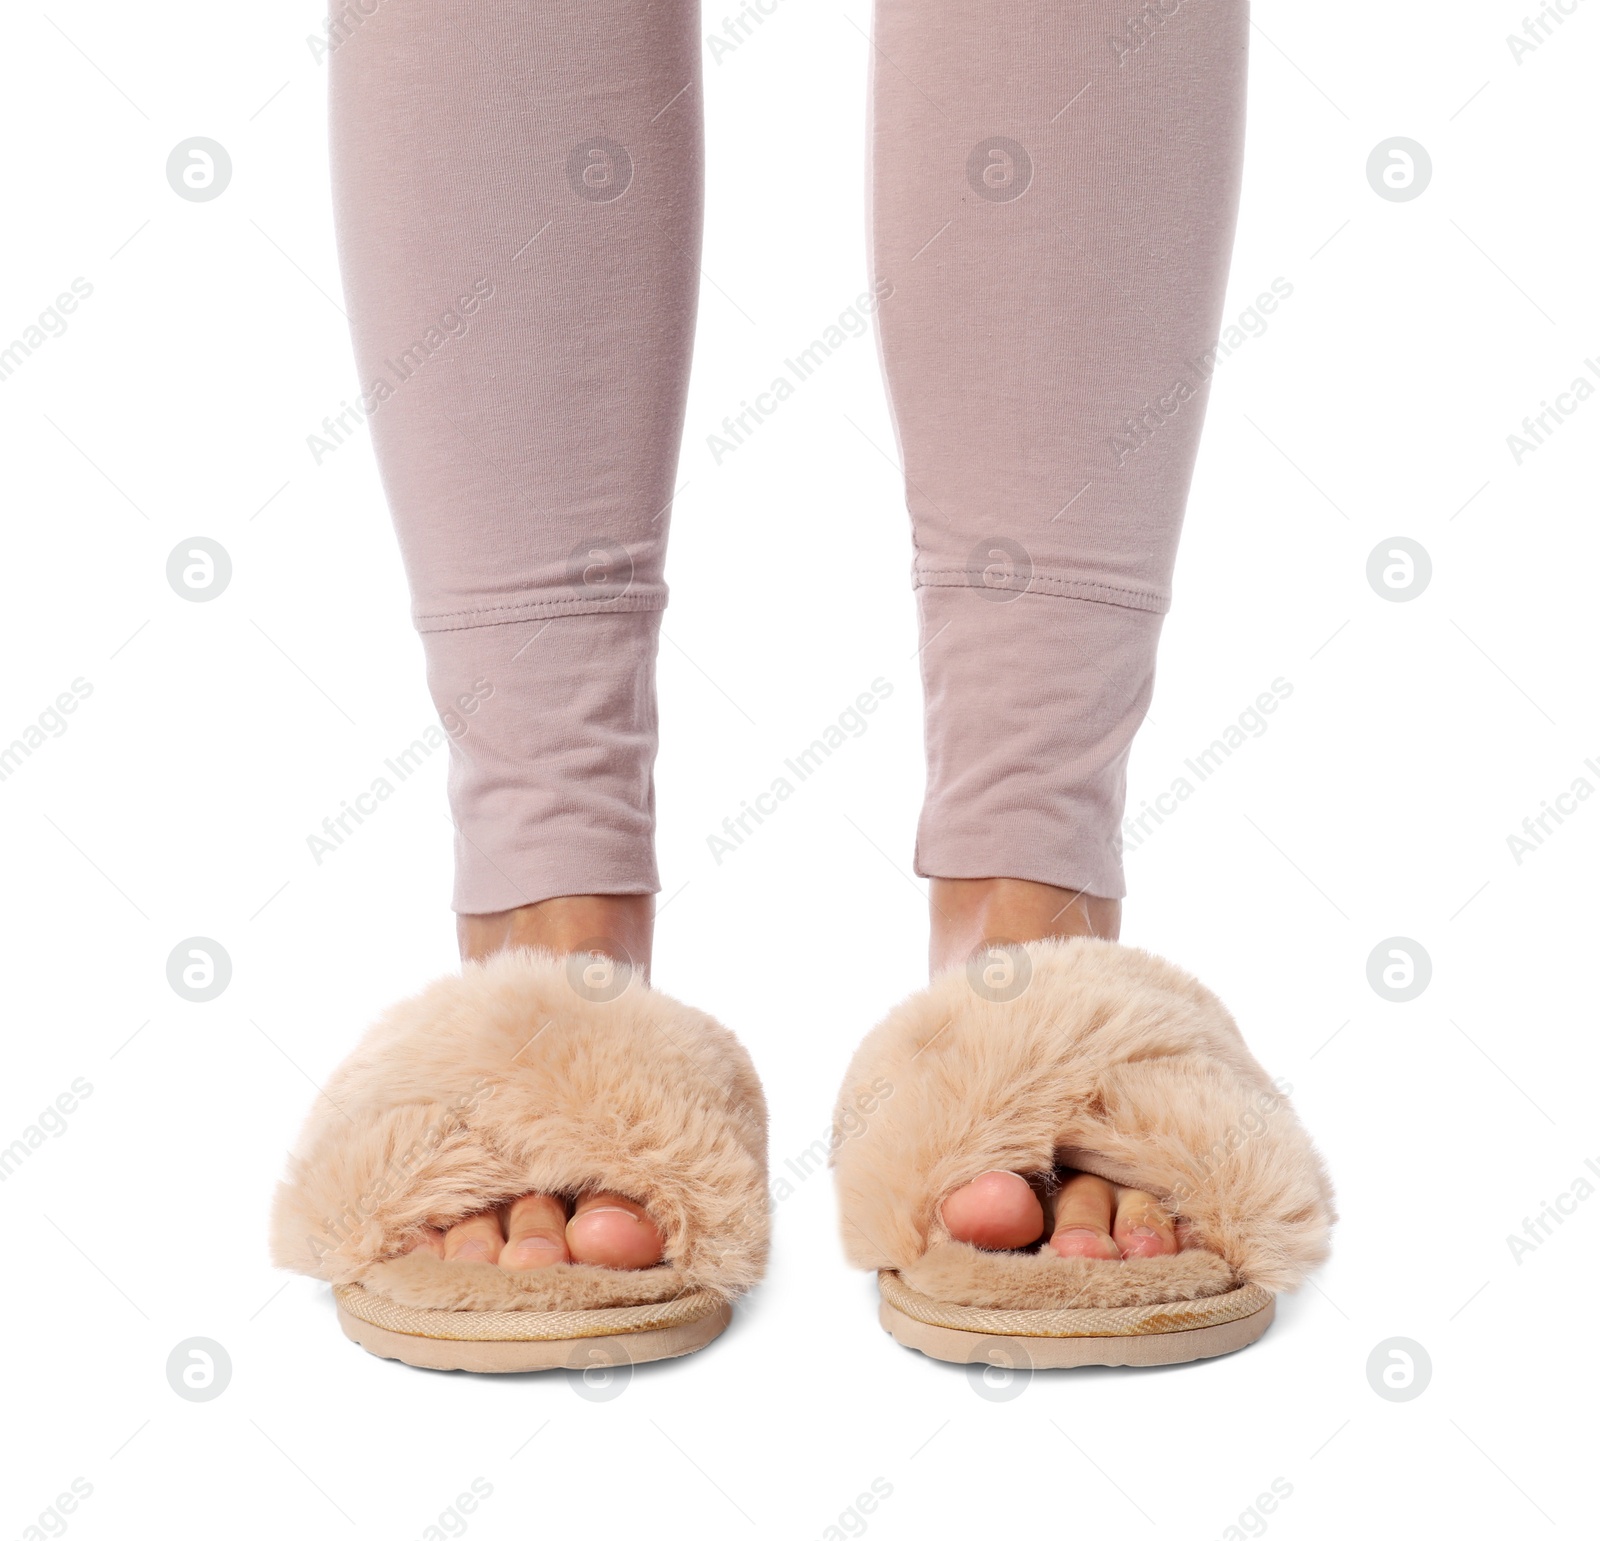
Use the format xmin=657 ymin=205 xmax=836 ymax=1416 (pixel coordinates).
xmin=877 ymin=1270 xmax=1275 ymax=1368
xmin=334 ymin=1283 xmax=732 ymax=1373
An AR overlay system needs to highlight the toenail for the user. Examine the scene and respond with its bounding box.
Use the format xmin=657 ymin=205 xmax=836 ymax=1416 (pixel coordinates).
xmin=576 ymin=1206 xmax=644 ymax=1222
xmin=512 ymin=1235 xmax=562 ymax=1252
xmin=1129 ymin=1225 xmax=1160 ymax=1238
xmin=1052 ymin=1226 xmax=1119 ymax=1254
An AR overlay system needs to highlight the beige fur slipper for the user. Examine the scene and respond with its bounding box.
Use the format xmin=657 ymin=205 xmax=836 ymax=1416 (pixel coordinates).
xmin=270 ymin=950 xmax=768 ymax=1373
xmin=832 ymin=937 xmax=1334 ymax=1369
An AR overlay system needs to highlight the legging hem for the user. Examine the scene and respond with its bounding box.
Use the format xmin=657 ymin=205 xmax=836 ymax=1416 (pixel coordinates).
xmin=913 ymin=567 xmax=1170 ymax=615
xmin=415 ymin=591 xmax=668 ymax=635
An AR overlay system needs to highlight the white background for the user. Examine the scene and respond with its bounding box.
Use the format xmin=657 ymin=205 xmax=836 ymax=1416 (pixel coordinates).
xmin=2 ymin=2 xmax=1596 ymax=1538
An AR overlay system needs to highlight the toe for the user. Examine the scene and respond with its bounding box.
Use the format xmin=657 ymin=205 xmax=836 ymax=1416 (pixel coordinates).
xmin=406 ymin=1226 xmax=445 ymax=1258
xmin=566 ymin=1192 xmax=664 ymax=1269
xmin=941 ymin=1170 xmax=1045 ymax=1251
xmin=1048 ymin=1172 xmax=1122 ymax=1260
xmin=500 ymin=1192 xmax=572 ymax=1270
xmin=442 ymin=1210 xmax=505 ymax=1263
xmin=1111 ymin=1187 xmax=1178 ymax=1259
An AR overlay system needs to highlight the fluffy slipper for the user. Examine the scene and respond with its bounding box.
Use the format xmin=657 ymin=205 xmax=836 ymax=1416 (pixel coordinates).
xmin=832 ymin=937 xmax=1334 ymax=1369
xmin=270 ymin=949 xmax=768 ymax=1373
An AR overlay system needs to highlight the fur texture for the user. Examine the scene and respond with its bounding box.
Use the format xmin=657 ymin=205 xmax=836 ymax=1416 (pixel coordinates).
xmin=363 ymin=1252 xmax=693 ymax=1311
xmin=833 ymin=938 xmax=1334 ymax=1294
xmin=270 ymin=950 xmax=769 ymax=1306
xmin=902 ymin=1241 xmax=1236 ymax=1309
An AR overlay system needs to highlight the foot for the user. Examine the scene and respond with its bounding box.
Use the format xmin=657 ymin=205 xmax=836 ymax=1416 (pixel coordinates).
xmin=1046 ymin=1171 xmax=1177 ymax=1259
xmin=940 ymin=1170 xmax=1047 ymax=1250
xmin=928 ymin=877 xmax=1179 ymax=1261
xmin=928 ymin=875 xmax=1119 ymax=976
xmin=409 ymin=1191 xmax=666 ymax=1271
xmin=403 ymin=894 xmax=666 ymax=1272
xmin=458 ymin=892 xmax=654 ymax=973
xmin=939 ymin=1169 xmax=1178 ymax=1259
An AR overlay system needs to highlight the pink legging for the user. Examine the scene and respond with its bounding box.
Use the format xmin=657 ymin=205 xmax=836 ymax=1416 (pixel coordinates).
xmin=330 ymin=0 xmax=1248 ymax=913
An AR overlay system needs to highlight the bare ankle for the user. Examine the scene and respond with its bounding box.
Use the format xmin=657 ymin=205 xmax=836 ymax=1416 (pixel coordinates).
xmin=457 ymin=893 xmax=655 ymax=974
xmin=928 ymin=876 xmax=1120 ymax=977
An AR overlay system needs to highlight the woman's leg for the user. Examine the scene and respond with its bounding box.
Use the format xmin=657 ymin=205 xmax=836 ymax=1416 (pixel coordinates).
xmin=870 ymin=0 xmax=1250 ymax=1253
xmin=330 ymin=0 xmax=704 ymax=1267
xmin=332 ymin=0 xmax=701 ymax=934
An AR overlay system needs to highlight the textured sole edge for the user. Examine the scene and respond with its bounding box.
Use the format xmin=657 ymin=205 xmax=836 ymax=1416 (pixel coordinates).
xmin=334 ymin=1281 xmax=724 ymax=1341
xmin=878 ymin=1269 xmax=1272 ymax=1336
xmin=879 ymin=1295 xmax=1275 ymax=1369
xmin=337 ymin=1297 xmax=733 ymax=1373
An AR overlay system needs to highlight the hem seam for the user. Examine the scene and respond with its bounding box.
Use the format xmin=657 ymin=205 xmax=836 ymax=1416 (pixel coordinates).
xmin=914 ymin=566 xmax=1169 ymax=615
xmin=415 ymin=591 xmax=667 ymax=635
